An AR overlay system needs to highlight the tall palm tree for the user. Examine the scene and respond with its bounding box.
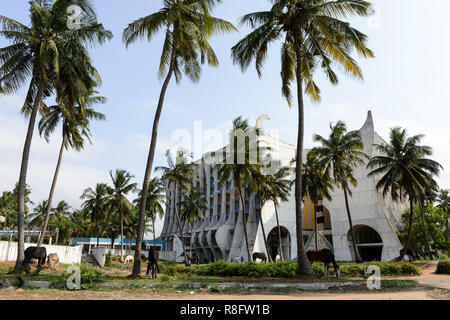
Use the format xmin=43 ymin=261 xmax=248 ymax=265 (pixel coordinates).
xmin=0 ymin=0 xmax=111 ymax=268
xmin=180 ymin=187 xmax=207 ymax=262
xmin=437 ymin=189 xmax=450 ymax=243
xmin=301 ymin=151 xmax=334 ymax=250
xmin=367 ymin=128 xmax=442 ymax=260
xmin=231 ymin=0 xmax=373 ymax=274
xmin=106 ymin=169 xmax=137 ymax=261
xmin=312 ymin=121 xmax=368 ymax=262
xmin=156 ymin=149 xmax=197 ymax=266
xmin=217 ymin=117 xmax=259 ymax=262
xmin=80 ymin=183 xmax=109 ymax=247
xmin=123 ymin=0 xmax=236 ymax=276
xmin=37 ymin=94 xmax=106 ymax=247
xmin=133 ymin=178 xmax=166 ymax=246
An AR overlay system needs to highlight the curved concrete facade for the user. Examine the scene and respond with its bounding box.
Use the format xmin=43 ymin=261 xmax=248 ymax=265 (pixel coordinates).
xmin=160 ymin=112 xmax=407 ymax=262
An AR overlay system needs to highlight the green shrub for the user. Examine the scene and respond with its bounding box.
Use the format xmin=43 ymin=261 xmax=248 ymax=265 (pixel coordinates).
xmin=105 ymin=253 xmax=112 ymax=268
xmin=164 ymin=265 xmax=178 ymax=276
xmin=79 ymin=264 xmax=103 ymax=289
xmin=197 ymin=261 xmax=297 ymax=278
xmin=436 ymin=260 xmax=450 ymax=274
xmin=438 ymin=253 xmax=449 ymax=261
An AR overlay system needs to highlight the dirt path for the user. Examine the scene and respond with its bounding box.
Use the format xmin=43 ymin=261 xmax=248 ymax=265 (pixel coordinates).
xmin=395 ymin=263 xmax=450 ymax=290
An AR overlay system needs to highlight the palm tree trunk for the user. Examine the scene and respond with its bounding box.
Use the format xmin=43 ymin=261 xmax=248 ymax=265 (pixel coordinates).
xmin=294 ymin=35 xmax=312 ymax=275
xmin=274 ymin=203 xmax=284 ymax=261
xmin=344 ymin=188 xmax=363 ymax=263
xmin=190 ymin=225 xmax=194 ymax=260
xmin=399 ymin=195 xmax=415 ymax=261
xmin=120 ymin=213 xmax=124 ymax=262
xmin=152 ymin=217 xmax=156 ymax=248
xmin=238 ymin=187 xmax=251 ymax=262
xmin=173 ymin=182 xmax=190 ymax=266
xmin=418 ymin=199 xmax=433 ymax=255
xmin=258 ymin=191 xmax=271 ymax=262
xmin=313 ymin=200 xmax=318 ymax=251
xmin=15 ymin=78 xmax=45 ymax=270
xmin=132 ymin=43 xmax=177 ymax=276
xmin=37 ymin=136 xmax=66 ymax=247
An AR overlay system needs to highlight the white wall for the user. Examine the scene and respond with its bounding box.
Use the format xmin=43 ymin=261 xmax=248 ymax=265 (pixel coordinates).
xmin=0 ymin=241 xmax=82 ymax=264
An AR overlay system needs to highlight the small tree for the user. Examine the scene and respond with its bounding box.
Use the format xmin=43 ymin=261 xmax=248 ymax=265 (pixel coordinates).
xmin=180 ymin=187 xmax=207 ymax=263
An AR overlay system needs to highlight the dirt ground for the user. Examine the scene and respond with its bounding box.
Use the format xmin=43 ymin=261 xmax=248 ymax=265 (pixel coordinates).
xmin=0 ymin=287 xmax=448 ymax=300
xmin=1 ymin=261 xmax=449 ymax=300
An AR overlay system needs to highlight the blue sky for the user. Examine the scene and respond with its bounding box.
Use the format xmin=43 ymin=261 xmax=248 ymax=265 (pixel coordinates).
xmin=1 ymin=0 xmax=449 ymax=236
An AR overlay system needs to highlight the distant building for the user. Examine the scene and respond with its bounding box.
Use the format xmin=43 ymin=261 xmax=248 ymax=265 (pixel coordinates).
xmin=160 ymin=112 xmax=408 ymax=263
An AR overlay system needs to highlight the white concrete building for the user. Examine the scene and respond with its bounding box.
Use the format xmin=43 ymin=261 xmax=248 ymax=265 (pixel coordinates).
xmin=160 ymin=112 xmax=407 ymax=263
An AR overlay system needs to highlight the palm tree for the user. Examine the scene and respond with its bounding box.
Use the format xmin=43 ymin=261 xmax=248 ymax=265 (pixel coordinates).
xmin=51 ymin=200 xmax=71 ymax=244
xmin=123 ymin=0 xmax=236 ymax=276
xmin=416 ymin=184 xmax=439 ymax=255
xmin=301 ymin=151 xmax=334 ymax=250
xmin=0 ymin=0 xmax=111 ymax=268
xmin=106 ymin=169 xmax=137 ymax=262
xmin=437 ymin=189 xmax=450 ymax=243
xmin=180 ymin=187 xmax=207 ymax=262
xmin=217 ymin=117 xmax=259 ymax=262
xmin=156 ymin=149 xmax=197 ymax=266
xmin=37 ymin=94 xmax=106 ymax=247
xmin=262 ymin=164 xmax=293 ymax=261
xmin=29 ymin=200 xmax=49 ymax=228
xmin=231 ymin=0 xmax=373 ymax=274
xmin=312 ymin=121 xmax=368 ymax=262
xmin=367 ymin=128 xmax=442 ymax=260
xmin=80 ymin=183 xmax=109 ymax=247
xmin=134 ymin=178 xmax=166 ymax=246
xmin=251 ymin=171 xmax=274 ymax=262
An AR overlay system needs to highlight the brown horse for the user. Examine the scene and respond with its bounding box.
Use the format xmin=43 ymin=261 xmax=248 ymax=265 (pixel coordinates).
xmin=307 ymin=249 xmax=340 ymax=279
xmin=252 ymin=252 xmax=267 ymax=263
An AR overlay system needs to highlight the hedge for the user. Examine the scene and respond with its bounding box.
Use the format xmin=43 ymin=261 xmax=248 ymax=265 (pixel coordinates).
xmin=164 ymin=260 xmax=419 ymax=279
xmin=436 ymin=261 xmax=450 ymax=274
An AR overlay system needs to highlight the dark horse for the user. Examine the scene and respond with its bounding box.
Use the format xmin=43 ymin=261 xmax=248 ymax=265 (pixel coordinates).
xmin=146 ymin=249 xmax=160 ymax=279
xmin=252 ymin=252 xmax=267 ymax=263
xmin=22 ymin=247 xmax=47 ymax=274
xmin=307 ymin=249 xmax=340 ymax=279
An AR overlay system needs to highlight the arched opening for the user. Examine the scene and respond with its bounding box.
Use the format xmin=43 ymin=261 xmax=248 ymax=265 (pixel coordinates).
xmin=267 ymin=226 xmax=291 ymax=261
xmin=347 ymin=225 xmax=383 ymax=261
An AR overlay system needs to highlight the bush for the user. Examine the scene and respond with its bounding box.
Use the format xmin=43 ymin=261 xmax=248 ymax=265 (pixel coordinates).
xmin=436 ymin=260 xmax=450 ymax=274
xmin=196 ymin=261 xmax=297 ymax=278
xmin=438 ymin=253 xmax=449 ymax=261
xmin=62 ymin=264 xmax=104 ymax=290
xmin=105 ymin=253 xmax=112 ymax=268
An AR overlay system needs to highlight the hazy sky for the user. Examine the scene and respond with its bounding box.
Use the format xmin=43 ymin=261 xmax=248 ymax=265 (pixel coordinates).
xmin=1 ymin=0 xmax=449 ymax=237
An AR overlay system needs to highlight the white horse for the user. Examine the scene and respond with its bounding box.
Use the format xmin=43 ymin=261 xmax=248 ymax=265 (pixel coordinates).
xmin=124 ymin=255 xmax=134 ymax=265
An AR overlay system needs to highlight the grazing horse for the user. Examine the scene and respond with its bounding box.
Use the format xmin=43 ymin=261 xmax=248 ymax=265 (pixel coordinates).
xmin=22 ymin=247 xmax=47 ymax=275
xmin=400 ymin=248 xmax=420 ymax=262
xmin=307 ymin=249 xmax=340 ymax=279
xmin=252 ymin=252 xmax=267 ymax=263
xmin=146 ymin=250 xmax=160 ymax=279
xmin=124 ymin=255 xmax=134 ymax=265
xmin=47 ymin=253 xmax=60 ymax=269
